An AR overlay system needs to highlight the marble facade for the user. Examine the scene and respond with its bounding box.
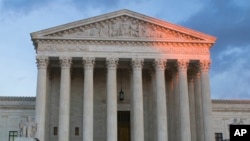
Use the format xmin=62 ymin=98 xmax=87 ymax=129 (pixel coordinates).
xmin=30 ymin=9 xmax=217 ymax=141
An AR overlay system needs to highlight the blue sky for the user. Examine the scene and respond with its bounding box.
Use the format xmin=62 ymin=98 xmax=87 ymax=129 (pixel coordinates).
xmin=0 ymin=0 xmax=249 ymax=99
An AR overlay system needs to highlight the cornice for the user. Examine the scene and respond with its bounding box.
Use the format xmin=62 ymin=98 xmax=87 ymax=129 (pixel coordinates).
xmin=212 ymin=99 xmax=250 ymax=105
xmin=0 ymin=97 xmax=36 ymax=110
xmin=33 ymin=39 xmax=213 ymax=50
xmin=0 ymin=96 xmax=36 ymax=101
xmin=33 ymin=37 xmax=214 ymax=44
xmin=0 ymin=105 xmax=35 ymax=110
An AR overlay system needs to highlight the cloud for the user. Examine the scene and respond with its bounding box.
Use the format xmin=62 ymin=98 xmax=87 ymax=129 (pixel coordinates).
xmin=210 ymin=45 xmax=250 ymax=99
xmin=0 ymin=1 xmax=86 ymax=96
xmin=180 ymin=0 xmax=250 ymax=99
xmin=115 ymin=0 xmax=204 ymax=23
xmin=1 ymin=0 xmax=51 ymax=14
xmin=211 ymin=46 xmax=250 ymax=99
xmin=181 ymin=0 xmax=250 ymax=53
xmin=71 ymin=0 xmax=121 ymax=10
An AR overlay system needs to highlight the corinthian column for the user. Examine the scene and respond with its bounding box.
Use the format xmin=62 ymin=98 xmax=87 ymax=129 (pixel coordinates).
xmin=58 ymin=57 xmax=72 ymax=141
xmin=168 ymin=68 xmax=176 ymax=141
xmin=154 ymin=59 xmax=168 ymax=141
xmin=194 ymin=68 xmax=204 ymax=141
xmin=131 ymin=58 xmax=144 ymax=141
xmin=188 ymin=69 xmax=197 ymax=141
xmin=35 ymin=56 xmax=48 ymax=141
xmin=83 ymin=57 xmax=95 ymax=141
xmin=200 ymin=60 xmax=213 ymax=141
xmin=177 ymin=59 xmax=191 ymax=141
xmin=106 ymin=58 xmax=118 ymax=141
xmin=173 ymin=68 xmax=180 ymax=141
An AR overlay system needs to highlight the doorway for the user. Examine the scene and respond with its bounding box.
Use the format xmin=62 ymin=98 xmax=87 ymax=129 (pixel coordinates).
xmin=118 ymin=111 xmax=130 ymax=141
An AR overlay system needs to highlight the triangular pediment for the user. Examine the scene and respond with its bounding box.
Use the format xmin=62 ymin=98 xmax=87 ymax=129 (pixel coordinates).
xmin=31 ymin=9 xmax=216 ymax=43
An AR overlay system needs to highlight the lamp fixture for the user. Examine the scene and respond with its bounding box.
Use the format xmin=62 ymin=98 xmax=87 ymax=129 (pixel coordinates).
xmin=119 ymin=69 xmax=124 ymax=101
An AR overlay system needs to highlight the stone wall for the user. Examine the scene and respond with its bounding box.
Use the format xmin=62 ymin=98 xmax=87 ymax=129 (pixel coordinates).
xmin=0 ymin=97 xmax=35 ymax=141
xmin=212 ymin=100 xmax=250 ymax=140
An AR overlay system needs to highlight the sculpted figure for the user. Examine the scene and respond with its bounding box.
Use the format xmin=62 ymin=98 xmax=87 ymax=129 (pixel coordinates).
xmin=19 ymin=116 xmax=37 ymax=138
xmin=27 ymin=116 xmax=37 ymax=138
xmin=19 ymin=120 xmax=27 ymax=137
xmin=130 ymin=23 xmax=139 ymax=37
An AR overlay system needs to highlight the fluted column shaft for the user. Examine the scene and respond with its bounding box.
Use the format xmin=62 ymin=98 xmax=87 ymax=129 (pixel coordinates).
xmin=106 ymin=58 xmax=118 ymax=141
xmin=129 ymin=69 xmax=134 ymax=140
xmin=154 ymin=59 xmax=168 ymax=141
xmin=35 ymin=56 xmax=48 ymax=141
xmin=194 ymin=71 xmax=204 ymax=141
xmin=58 ymin=57 xmax=72 ymax=141
xmin=168 ymin=73 xmax=175 ymax=141
xmin=188 ymin=73 xmax=197 ymax=141
xmin=131 ymin=58 xmax=144 ymax=141
xmin=83 ymin=58 xmax=95 ymax=141
xmin=177 ymin=59 xmax=191 ymax=141
xmin=200 ymin=60 xmax=213 ymax=141
xmin=173 ymin=70 xmax=180 ymax=141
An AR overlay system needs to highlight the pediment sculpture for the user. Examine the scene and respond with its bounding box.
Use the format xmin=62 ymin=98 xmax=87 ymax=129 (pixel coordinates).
xmin=45 ymin=15 xmax=203 ymax=41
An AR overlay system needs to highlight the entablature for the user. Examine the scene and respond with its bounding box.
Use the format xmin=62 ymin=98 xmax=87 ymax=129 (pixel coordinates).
xmin=31 ymin=9 xmax=216 ymax=53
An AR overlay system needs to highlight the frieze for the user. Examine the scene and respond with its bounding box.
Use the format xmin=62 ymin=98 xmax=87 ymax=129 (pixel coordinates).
xmin=38 ymin=44 xmax=89 ymax=52
xmin=37 ymin=43 xmax=210 ymax=55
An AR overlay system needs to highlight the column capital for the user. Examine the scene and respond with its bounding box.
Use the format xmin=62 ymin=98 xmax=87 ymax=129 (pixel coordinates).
xmin=59 ymin=56 xmax=72 ymax=69
xmin=131 ymin=58 xmax=144 ymax=70
xmin=177 ymin=59 xmax=189 ymax=71
xmin=188 ymin=64 xmax=197 ymax=82
xmin=200 ymin=60 xmax=211 ymax=72
xmin=168 ymin=63 xmax=178 ymax=76
xmin=106 ymin=57 xmax=118 ymax=70
xmin=188 ymin=63 xmax=202 ymax=79
xmin=153 ymin=58 xmax=167 ymax=71
xmin=36 ymin=56 xmax=48 ymax=69
xmin=83 ymin=57 xmax=95 ymax=69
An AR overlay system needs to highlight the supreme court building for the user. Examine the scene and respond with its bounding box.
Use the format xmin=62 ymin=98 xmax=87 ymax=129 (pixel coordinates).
xmin=30 ymin=9 xmax=216 ymax=141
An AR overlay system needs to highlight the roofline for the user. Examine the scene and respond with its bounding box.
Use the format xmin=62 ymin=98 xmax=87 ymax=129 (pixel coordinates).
xmin=0 ymin=96 xmax=36 ymax=101
xmin=212 ymin=99 xmax=250 ymax=104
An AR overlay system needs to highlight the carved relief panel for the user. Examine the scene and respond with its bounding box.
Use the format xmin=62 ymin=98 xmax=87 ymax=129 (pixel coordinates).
xmin=45 ymin=15 xmax=203 ymax=41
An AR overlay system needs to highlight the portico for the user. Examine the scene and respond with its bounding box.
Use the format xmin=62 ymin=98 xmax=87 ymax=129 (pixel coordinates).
xmin=31 ymin=10 xmax=216 ymax=141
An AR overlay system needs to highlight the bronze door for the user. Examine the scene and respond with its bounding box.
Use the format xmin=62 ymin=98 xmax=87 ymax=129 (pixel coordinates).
xmin=118 ymin=111 xmax=130 ymax=141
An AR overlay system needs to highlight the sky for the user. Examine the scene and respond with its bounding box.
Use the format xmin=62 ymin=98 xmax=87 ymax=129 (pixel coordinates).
xmin=0 ymin=0 xmax=249 ymax=99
